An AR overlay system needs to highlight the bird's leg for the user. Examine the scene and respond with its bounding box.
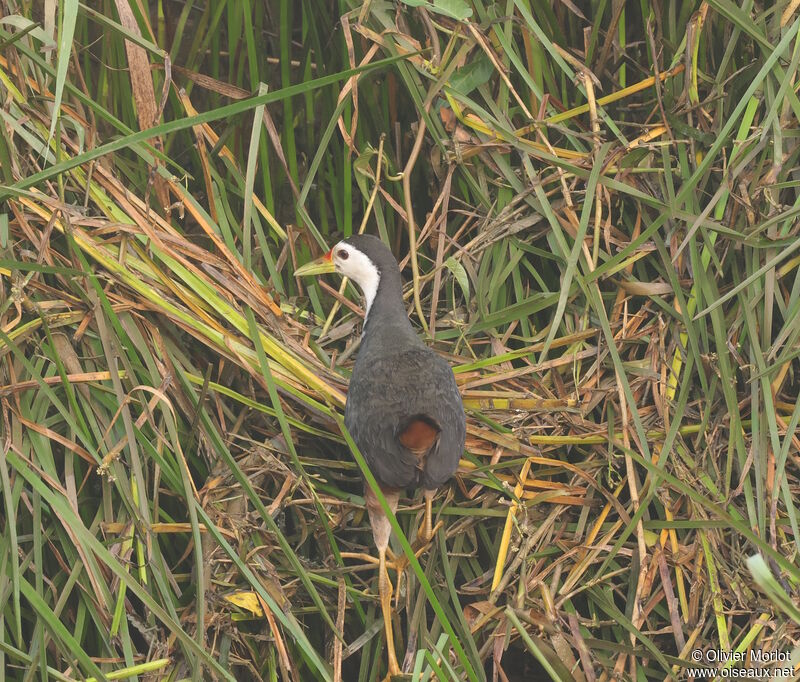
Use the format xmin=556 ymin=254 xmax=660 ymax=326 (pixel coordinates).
xmin=378 ymin=544 xmax=401 ymax=677
xmin=365 ymin=485 xmax=401 ymax=677
xmin=416 ymin=488 xmax=443 ymax=547
xmin=388 ymin=489 xmax=445 ymax=598
xmin=386 ymin=490 xmax=444 ymax=612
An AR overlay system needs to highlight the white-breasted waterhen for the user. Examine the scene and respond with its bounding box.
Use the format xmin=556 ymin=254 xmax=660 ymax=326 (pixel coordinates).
xmin=295 ymin=235 xmax=466 ymax=676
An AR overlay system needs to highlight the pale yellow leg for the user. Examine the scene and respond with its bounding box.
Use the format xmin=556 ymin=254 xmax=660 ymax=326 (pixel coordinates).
xmin=388 ymin=490 xmax=444 ymax=612
xmin=365 ymin=486 xmax=402 ymax=677
xmin=378 ymin=545 xmax=401 ymax=677
xmin=417 ymin=488 xmax=443 ymax=546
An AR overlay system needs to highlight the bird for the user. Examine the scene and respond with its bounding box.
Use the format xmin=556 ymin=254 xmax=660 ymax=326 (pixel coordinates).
xmin=295 ymin=234 xmax=466 ymax=677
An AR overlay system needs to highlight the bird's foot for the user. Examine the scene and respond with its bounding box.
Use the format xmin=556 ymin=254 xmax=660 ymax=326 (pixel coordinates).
xmin=340 ymin=551 xmax=381 ymax=565
xmin=385 ymin=543 xmax=428 ymax=575
xmin=341 ymin=550 xmax=426 ymax=572
xmin=385 ymin=542 xmax=433 ymax=610
xmin=415 ymin=519 xmax=444 ymax=548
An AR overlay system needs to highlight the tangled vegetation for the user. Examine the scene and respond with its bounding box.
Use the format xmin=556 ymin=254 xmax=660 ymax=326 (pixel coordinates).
xmin=1 ymin=0 xmax=799 ymax=680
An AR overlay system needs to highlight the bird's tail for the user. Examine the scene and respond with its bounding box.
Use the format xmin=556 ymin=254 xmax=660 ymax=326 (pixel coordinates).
xmin=396 ymin=414 xmax=441 ymax=460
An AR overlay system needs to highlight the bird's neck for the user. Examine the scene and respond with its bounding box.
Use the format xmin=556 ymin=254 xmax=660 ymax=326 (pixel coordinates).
xmin=359 ymin=268 xmax=421 ymax=355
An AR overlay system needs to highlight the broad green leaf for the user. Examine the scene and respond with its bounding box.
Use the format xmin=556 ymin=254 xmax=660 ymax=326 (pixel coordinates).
xmin=447 ymin=56 xmax=493 ymax=96
xmin=399 ymin=0 xmax=472 ymax=21
xmin=445 ymin=255 xmax=470 ymax=302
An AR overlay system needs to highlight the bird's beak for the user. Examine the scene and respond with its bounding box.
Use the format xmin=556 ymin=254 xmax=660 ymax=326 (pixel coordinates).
xmin=294 ymin=250 xmax=336 ymax=276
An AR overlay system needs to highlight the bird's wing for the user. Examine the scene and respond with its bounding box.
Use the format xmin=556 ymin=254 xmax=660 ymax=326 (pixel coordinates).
xmin=419 ymin=354 xmax=466 ymax=488
xmin=345 ymin=365 xmax=420 ymax=488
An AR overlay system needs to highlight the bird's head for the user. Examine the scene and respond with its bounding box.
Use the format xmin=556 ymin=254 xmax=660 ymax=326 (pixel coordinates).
xmin=295 ymin=235 xmax=394 ymax=317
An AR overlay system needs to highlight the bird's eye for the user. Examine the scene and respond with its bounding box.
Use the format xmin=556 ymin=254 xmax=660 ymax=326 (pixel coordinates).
xmin=337 ymin=249 xmax=349 ymax=260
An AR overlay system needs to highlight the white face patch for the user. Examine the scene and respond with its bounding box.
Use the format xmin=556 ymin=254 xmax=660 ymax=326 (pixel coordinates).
xmin=332 ymin=241 xmax=381 ymax=320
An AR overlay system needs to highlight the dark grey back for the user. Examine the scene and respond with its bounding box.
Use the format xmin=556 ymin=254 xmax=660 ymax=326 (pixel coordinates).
xmin=342 ymin=235 xmax=466 ymax=491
